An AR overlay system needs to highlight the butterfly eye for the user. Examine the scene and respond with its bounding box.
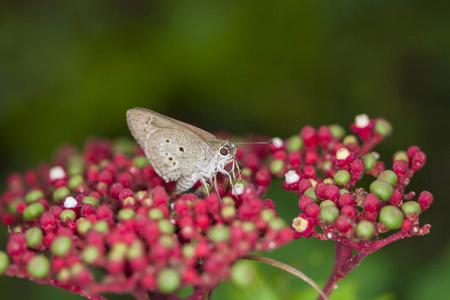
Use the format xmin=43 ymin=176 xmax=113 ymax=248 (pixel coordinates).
xmin=220 ymin=147 xmax=229 ymax=156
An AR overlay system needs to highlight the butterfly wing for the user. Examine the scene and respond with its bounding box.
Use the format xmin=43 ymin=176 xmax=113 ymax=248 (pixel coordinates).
xmin=126 ymin=108 xmax=211 ymax=183
xmin=127 ymin=108 xmax=216 ymax=141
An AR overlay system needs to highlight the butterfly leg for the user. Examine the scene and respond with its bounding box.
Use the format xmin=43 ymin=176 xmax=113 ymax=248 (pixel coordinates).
xmin=198 ymin=174 xmax=210 ymax=196
xmin=220 ymin=169 xmax=238 ymax=196
xmin=231 ymin=159 xmax=243 ymax=185
xmin=212 ymin=175 xmax=221 ymax=198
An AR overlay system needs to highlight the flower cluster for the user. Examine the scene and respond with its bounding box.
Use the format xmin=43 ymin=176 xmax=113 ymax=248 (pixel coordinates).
xmin=268 ymin=114 xmax=432 ymax=247
xmin=0 ymin=114 xmax=434 ymax=300
xmin=0 ymin=138 xmax=292 ymax=299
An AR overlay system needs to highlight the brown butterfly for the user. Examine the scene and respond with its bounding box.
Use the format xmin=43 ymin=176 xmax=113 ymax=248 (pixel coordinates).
xmin=126 ymin=108 xmax=239 ymax=194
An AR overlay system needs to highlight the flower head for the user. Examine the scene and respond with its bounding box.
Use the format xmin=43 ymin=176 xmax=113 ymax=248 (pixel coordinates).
xmin=0 ymin=138 xmax=291 ymax=298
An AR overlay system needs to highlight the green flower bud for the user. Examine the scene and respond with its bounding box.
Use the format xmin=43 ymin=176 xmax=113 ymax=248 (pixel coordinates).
xmin=51 ymin=236 xmax=72 ymax=256
xmin=370 ymin=180 xmax=394 ymax=201
xmin=67 ymin=155 xmax=85 ymax=176
xmin=82 ymin=196 xmax=100 ymax=207
xmin=0 ymin=251 xmax=9 ymax=275
xmin=27 ymin=255 xmax=50 ymax=279
xmin=127 ymin=241 xmax=144 ymax=260
xmin=287 ymin=135 xmax=303 ymax=152
xmin=133 ymin=156 xmax=150 ymax=168
xmin=157 ymin=268 xmax=180 ymax=293
xmin=25 ymin=227 xmax=43 ymax=248
xmin=320 ymin=200 xmax=336 ymax=208
xmin=343 ymin=135 xmax=358 ymax=146
xmin=81 ymin=245 xmax=100 ymax=264
xmin=320 ymin=205 xmax=339 ymax=223
xmin=323 ymin=178 xmax=334 ymax=185
xmin=221 ymin=197 xmax=235 ymax=206
xmin=93 ymin=220 xmax=109 ymax=233
xmin=57 ymin=268 xmax=71 ymax=282
xmin=148 ymin=208 xmax=164 ymax=220
xmin=379 ymin=205 xmax=404 ymax=230
xmin=261 ymin=209 xmax=276 ymax=222
xmin=25 ymin=190 xmax=44 ymax=203
xmin=270 ymin=160 xmax=284 ymax=174
xmin=374 ymin=118 xmax=392 ymax=137
xmin=158 ymin=219 xmax=175 ymax=234
xmin=304 ymin=187 xmax=318 ymax=202
xmin=329 ymin=124 xmax=345 ymax=139
xmin=113 ymin=138 xmax=135 ymax=156
xmin=8 ymin=198 xmax=23 ymax=215
xmin=378 ymin=170 xmax=398 ymax=187
xmin=182 ymin=244 xmax=196 ymax=258
xmin=356 ymin=220 xmax=375 ymax=239
xmin=60 ymin=209 xmax=76 ymax=222
xmin=53 ymin=187 xmax=70 ymax=202
xmin=402 ymin=201 xmax=421 ymax=215
xmin=393 ymin=151 xmax=408 ymax=162
xmin=242 ymin=222 xmax=255 ymax=232
xmin=209 ymin=225 xmax=231 ymax=242
xmin=118 ymin=208 xmax=135 ymax=221
xmin=158 ymin=236 xmax=175 ymax=250
xmin=23 ymin=203 xmax=45 ymax=220
xmin=363 ymin=154 xmax=377 ymax=171
xmin=122 ymin=196 xmax=135 ymax=206
xmin=221 ymin=206 xmax=236 ymax=219
xmin=68 ymin=175 xmax=84 ymax=189
xmin=322 ymin=161 xmax=332 ymax=172
xmin=269 ymin=218 xmax=286 ymax=230
xmin=231 ymin=261 xmax=256 ymax=287
xmin=76 ymin=218 xmax=92 ymax=234
xmin=334 ymin=170 xmax=350 ymax=185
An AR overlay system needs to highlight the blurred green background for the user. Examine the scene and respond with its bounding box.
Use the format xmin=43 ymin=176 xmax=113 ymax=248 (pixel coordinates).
xmin=1 ymin=1 xmax=449 ymax=299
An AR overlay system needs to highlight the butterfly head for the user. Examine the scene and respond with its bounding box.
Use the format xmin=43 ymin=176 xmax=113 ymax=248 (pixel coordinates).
xmin=217 ymin=140 xmax=237 ymax=162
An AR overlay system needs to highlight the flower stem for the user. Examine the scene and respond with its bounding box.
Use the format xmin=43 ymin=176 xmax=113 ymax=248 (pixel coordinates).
xmin=242 ymin=254 xmax=328 ymax=300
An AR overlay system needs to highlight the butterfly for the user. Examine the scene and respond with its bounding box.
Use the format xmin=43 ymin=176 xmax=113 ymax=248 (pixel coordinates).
xmin=126 ymin=108 xmax=240 ymax=194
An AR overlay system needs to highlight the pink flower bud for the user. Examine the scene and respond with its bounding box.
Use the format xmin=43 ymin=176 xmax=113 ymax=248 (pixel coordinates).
xmin=301 ymin=126 xmax=318 ymax=149
xmin=287 ymin=151 xmax=302 ymax=170
xmin=324 ymin=185 xmax=340 ymax=202
xmin=304 ymin=150 xmax=318 ymax=165
xmin=255 ymin=167 xmax=271 ymax=187
xmin=364 ymin=194 xmax=380 ymax=213
xmin=411 ymin=151 xmax=426 ymax=172
xmin=338 ymin=193 xmax=355 ymax=207
xmin=407 ymin=145 xmax=421 ymax=159
xmin=152 ymin=186 xmax=168 ymax=206
xmin=299 ymin=195 xmax=315 ymax=212
xmin=340 ymin=205 xmax=356 ymax=220
xmin=418 ymin=191 xmax=433 ymax=211
xmin=335 ymin=215 xmax=353 ymax=234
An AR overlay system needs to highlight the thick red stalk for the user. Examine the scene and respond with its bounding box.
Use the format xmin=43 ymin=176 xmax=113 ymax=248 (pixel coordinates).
xmin=318 ymin=231 xmax=412 ymax=299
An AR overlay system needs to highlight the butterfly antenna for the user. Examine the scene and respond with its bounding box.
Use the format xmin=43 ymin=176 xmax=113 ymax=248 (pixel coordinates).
xmin=235 ymin=141 xmax=274 ymax=145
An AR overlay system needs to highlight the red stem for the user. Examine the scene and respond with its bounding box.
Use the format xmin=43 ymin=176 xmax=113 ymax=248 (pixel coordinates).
xmin=318 ymin=231 xmax=412 ymax=299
